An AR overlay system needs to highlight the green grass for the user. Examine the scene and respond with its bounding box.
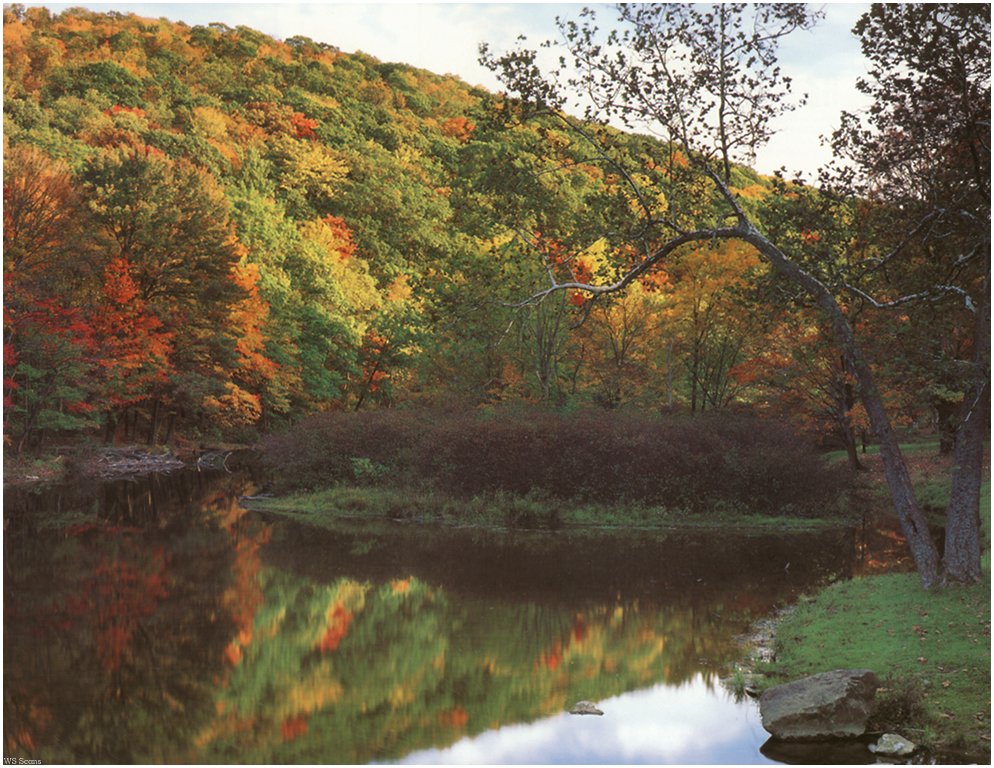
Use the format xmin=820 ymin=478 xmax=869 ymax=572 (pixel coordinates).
xmin=764 ymin=482 xmax=992 ymax=759
xmin=823 ymin=439 xmax=942 ymax=464
xmin=246 ymin=484 xmax=851 ymax=534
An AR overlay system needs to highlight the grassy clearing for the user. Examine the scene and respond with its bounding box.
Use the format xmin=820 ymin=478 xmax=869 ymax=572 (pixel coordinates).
xmin=764 ymin=482 xmax=991 ymax=759
xmin=246 ymin=484 xmax=850 ymax=534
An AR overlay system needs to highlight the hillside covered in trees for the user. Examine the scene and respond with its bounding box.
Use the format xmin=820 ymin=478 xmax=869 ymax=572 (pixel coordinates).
xmin=1 ymin=4 xmax=982 ymax=466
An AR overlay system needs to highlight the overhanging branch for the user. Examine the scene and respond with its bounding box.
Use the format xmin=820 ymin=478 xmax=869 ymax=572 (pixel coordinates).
xmin=506 ymin=225 xmax=744 ymax=308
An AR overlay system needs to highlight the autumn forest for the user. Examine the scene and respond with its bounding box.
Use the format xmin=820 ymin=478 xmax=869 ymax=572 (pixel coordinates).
xmin=2 ymin=4 xmax=978 ymax=451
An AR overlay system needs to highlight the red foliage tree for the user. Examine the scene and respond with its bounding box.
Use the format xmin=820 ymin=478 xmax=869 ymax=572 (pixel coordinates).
xmin=90 ymin=257 xmax=174 ymax=435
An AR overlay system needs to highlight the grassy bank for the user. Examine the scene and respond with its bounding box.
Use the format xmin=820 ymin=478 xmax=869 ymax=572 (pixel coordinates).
xmin=764 ymin=479 xmax=991 ymax=759
xmin=246 ymin=484 xmax=850 ymax=533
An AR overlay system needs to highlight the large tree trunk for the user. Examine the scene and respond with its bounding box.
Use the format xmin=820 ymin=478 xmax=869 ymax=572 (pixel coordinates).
xmin=744 ymin=226 xmax=943 ymax=589
xmin=934 ymin=398 xmax=959 ymax=455
xmin=840 ymin=422 xmax=863 ymax=472
xmin=851 ymin=349 xmax=942 ymax=589
xmin=839 ymin=357 xmax=863 ymax=471
xmin=941 ymin=289 xmax=989 ymax=584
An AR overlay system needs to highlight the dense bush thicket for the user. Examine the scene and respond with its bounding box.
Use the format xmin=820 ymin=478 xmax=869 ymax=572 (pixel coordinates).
xmin=260 ymin=407 xmax=846 ymax=515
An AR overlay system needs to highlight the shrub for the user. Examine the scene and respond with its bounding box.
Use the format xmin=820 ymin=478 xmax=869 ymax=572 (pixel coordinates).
xmin=259 ymin=406 xmax=846 ymax=515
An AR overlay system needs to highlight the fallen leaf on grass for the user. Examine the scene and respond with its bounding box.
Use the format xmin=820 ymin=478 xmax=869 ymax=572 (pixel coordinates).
xmin=941 ymin=680 xmax=951 ymax=688
xmin=917 ymin=656 xmax=927 ymax=664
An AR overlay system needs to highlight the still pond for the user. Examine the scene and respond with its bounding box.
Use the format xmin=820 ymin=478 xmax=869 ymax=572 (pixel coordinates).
xmin=4 ymin=463 xmax=890 ymax=763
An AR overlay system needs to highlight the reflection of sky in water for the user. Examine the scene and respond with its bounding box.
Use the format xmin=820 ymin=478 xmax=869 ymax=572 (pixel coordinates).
xmin=398 ymin=675 xmax=776 ymax=765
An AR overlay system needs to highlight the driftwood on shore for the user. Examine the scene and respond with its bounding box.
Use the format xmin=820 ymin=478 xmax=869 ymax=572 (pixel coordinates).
xmin=77 ymin=447 xmax=187 ymax=479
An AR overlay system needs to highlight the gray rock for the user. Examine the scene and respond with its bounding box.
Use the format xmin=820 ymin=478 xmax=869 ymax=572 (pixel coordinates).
xmin=869 ymin=733 xmax=916 ymax=757
xmin=569 ymin=700 xmax=604 ymax=715
xmin=759 ymin=669 xmax=880 ymax=741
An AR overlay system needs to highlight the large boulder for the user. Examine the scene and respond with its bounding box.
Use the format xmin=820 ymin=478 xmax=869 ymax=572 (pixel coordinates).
xmin=759 ymin=669 xmax=880 ymax=741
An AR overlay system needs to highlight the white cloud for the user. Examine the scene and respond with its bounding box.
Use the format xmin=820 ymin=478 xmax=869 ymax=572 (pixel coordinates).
xmin=399 ymin=677 xmax=775 ymax=764
xmin=753 ymin=3 xmax=873 ymax=178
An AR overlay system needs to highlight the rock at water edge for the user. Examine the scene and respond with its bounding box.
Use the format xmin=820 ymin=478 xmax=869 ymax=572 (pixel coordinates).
xmin=759 ymin=669 xmax=880 ymax=741
xmin=869 ymin=733 xmax=916 ymax=757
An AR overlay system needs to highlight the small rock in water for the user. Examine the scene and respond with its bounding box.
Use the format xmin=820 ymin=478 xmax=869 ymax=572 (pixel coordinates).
xmin=569 ymin=700 xmax=604 ymax=716
xmin=869 ymin=733 xmax=916 ymax=757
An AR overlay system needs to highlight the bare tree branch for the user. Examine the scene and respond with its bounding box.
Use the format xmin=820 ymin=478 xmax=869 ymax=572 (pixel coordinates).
xmin=845 ymin=282 xmax=978 ymax=313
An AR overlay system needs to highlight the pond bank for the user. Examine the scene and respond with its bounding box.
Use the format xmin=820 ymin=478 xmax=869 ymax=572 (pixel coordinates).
xmin=755 ymin=478 xmax=991 ymax=761
xmin=244 ymin=484 xmax=853 ymax=534
xmin=763 ymin=571 xmax=991 ymax=760
xmin=3 ymin=443 xmax=252 ymax=487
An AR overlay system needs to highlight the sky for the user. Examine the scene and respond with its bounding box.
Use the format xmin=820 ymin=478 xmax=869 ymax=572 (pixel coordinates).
xmin=33 ymin=1 xmax=873 ymax=178
xmin=399 ymin=678 xmax=777 ymax=764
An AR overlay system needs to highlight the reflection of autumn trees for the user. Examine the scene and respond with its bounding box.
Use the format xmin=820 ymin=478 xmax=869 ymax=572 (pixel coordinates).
xmin=5 ymin=470 xmax=856 ymax=763
xmin=3 ymin=522 xmax=236 ymax=762
xmin=65 ymin=540 xmax=169 ymax=673
xmin=195 ymin=572 xmax=757 ymax=763
xmin=5 ymin=521 xmax=845 ymax=763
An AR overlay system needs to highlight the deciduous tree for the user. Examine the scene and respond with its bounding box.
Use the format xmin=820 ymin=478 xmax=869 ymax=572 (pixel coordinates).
xmin=826 ymin=3 xmax=990 ymax=584
xmin=481 ymin=2 xmax=988 ymax=588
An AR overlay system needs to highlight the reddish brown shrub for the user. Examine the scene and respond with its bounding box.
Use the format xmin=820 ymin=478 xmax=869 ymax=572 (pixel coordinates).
xmin=259 ymin=406 xmax=846 ymax=515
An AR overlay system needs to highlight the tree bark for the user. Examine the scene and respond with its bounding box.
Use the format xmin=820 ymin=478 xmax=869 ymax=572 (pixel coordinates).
xmin=124 ymin=407 xmax=137 ymax=442
xmin=666 ymin=339 xmax=674 ymax=408
xmin=841 ymin=424 xmax=863 ymax=472
xmin=163 ymin=411 xmax=177 ymax=445
xmin=935 ymin=398 xmax=958 ymax=455
xmin=941 ymin=287 xmax=989 ymax=584
xmin=839 ymin=356 xmax=863 ymax=471
xmin=742 ymin=225 xmax=943 ymax=589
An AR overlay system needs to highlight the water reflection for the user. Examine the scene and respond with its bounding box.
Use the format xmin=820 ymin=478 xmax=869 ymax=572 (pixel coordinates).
xmin=401 ymin=679 xmax=774 ymax=765
xmin=5 ymin=468 xmax=864 ymax=764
